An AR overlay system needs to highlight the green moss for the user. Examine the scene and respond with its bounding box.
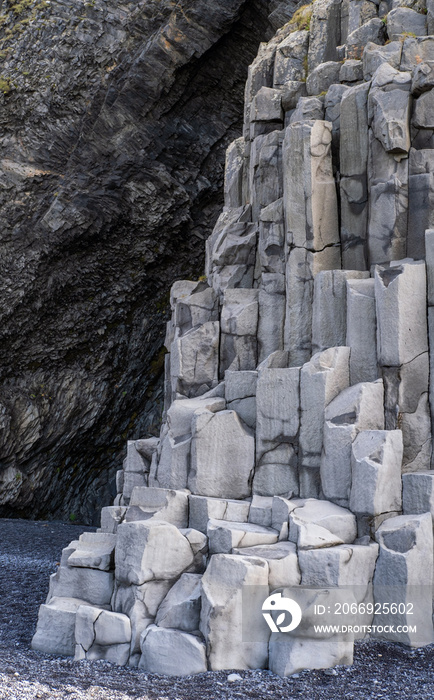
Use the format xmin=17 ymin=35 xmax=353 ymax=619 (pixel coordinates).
xmin=289 ymin=3 xmax=313 ymax=32
xmin=9 ymin=0 xmax=33 ymax=16
xmin=0 ymin=76 xmax=11 ymax=93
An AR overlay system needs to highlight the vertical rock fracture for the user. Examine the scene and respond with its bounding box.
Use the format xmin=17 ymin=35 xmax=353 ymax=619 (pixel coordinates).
xmin=33 ymin=0 xmax=434 ymax=678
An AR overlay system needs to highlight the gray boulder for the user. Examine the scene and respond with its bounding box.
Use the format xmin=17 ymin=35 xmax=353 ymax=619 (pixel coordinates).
xmin=306 ymin=62 xmax=342 ymax=96
xmin=346 ymin=19 xmax=386 ymax=60
xmin=155 ymin=573 xmax=202 ymax=632
xmin=387 ymin=7 xmax=427 ymax=42
xmin=140 ymin=626 xmax=207 ymax=675
xmin=189 ymin=409 xmax=254 ymax=499
xmin=350 ymin=430 xmax=403 ymax=516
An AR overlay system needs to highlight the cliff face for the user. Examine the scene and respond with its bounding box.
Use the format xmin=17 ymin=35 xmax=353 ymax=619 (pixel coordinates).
xmin=31 ymin=0 xmax=434 ymax=676
xmin=0 ymin=0 xmax=296 ymax=523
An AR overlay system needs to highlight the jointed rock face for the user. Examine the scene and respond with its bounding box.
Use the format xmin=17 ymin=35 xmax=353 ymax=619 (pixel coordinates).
xmin=33 ymin=0 xmax=434 ymax=677
xmin=0 ymin=0 xmax=291 ymax=523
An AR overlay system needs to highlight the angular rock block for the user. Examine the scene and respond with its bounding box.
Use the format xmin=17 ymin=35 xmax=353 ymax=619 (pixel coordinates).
xmin=170 ymin=321 xmax=219 ymax=399
xmin=250 ymin=86 xmax=283 ymax=123
xmin=400 ymin=36 xmax=434 ymax=73
xmin=115 ymin=521 xmax=195 ymax=586
xmin=257 ymin=280 xmax=286 ymax=364
xmin=408 ymin=149 xmax=434 ymax=260
xmin=350 ymin=430 xmax=403 ymax=517
xmin=374 ymin=514 xmax=434 ymax=647
xmin=299 ymin=540 xmax=379 ymax=639
xmin=363 ymin=41 xmax=403 ymax=82
xmin=125 ymin=487 xmax=189 ymax=528
xmin=207 ymin=519 xmax=278 ymax=554
xmin=402 ymin=471 xmax=434 ymax=516
xmin=289 ymin=96 xmax=325 ymax=123
xmin=411 ymin=61 xmax=434 ymax=97
xmin=67 ymin=532 xmax=116 ymax=571
xmin=75 ymin=606 xmax=131 ymax=665
xmin=340 ymin=59 xmax=363 ymax=84
xmin=306 ymin=61 xmax=341 ymax=96
xmin=188 ymin=494 xmax=250 ymax=534
xmin=299 ymin=347 xmax=350 ymax=477
xmin=258 ymin=198 xmax=285 ymax=276
xmin=273 ymin=30 xmax=309 ymax=85
xmin=324 ymin=83 xmax=349 ymax=153
xmin=375 ymin=260 xmax=428 ymax=366
xmin=256 ymin=366 xmax=300 ymax=463
xmin=189 ymin=409 xmax=254 ymax=499
xmin=308 ymin=0 xmax=342 ymax=72
xmin=400 ymin=392 xmax=432 ymax=473
xmin=283 ymin=120 xmax=339 ymax=252
xmin=291 ymin=521 xmax=345 ymax=550
xmin=249 ymin=130 xmax=284 ymax=220
xmin=321 ymin=380 xmax=385 ymax=506
xmin=312 ymin=270 xmax=369 ymax=353
xmin=123 ymin=440 xmax=150 ymax=474
xmin=341 ymin=0 xmax=377 ymax=42
xmin=151 ymin=431 xmax=191 ymax=491
xmin=155 ymin=573 xmax=202 ymax=632
xmin=174 ymin=287 xmax=219 ymax=338
xmin=368 ymin=64 xmax=411 ymax=155
xmin=248 ymin=495 xmax=273 ymax=528
xmin=243 ymin=38 xmax=277 ymax=138
xmin=122 ymin=472 xmax=147 ymax=504
xmin=269 ymin=636 xmax=354 ymax=677
xmin=367 ymin=133 xmax=408 ymax=266
xmin=135 ymin=436 xmax=159 ymax=461
xmin=220 ymin=289 xmax=259 ymax=373
xmin=32 ymin=597 xmax=94 ymax=657
xmin=288 ymin=499 xmax=357 ymax=545
xmin=346 ymin=19 xmax=386 ymax=61
xmin=346 ymin=278 xmax=378 ymax=384
xmin=340 ymin=81 xmax=370 ymax=270
xmin=204 ymin=205 xmax=252 ymax=290
xmin=140 ymin=626 xmax=207 ymax=676
xmin=100 ymin=506 xmax=127 ymax=534
xmin=284 ymin=246 xmax=341 ymax=366
xmin=224 ymin=137 xmax=247 ymax=209
xmin=271 ymin=495 xmax=298 ymax=533
xmin=236 ymin=541 xmax=300 ymax=591
xmin=47 ymin=564 xmax=114 ymax=608
xmin=200 ymin=554 xmax=269 ymax=671
xmin=397 ymin=352 xmax=430 ymax=415
xmin=180 ymin=528 xmax=209 ymax=574
xmin=225 ymin=370 xmax=257 ymax=429
xmin=151 ymin=394 xmax=225 ymax=490
xmin=209 ymin=221 xmax=257 ymax=281
xmin=299 ymin=542 xmax=379 ymax=589
xmin=281 ymin=81 xmax=308 ymax=111
xmin=252 ymin=447 xmax=299 ymax=498
xmin=387 ymin=7 xmax=427 ymax=42
xmin=112 ymin=579 xmax=172 ymax=656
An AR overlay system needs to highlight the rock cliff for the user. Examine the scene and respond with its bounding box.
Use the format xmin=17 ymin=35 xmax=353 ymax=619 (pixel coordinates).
xmin=31 ymin=0 xmax=434 ymax=680
xmin=0 ymin=0 xmax=294 ymax=523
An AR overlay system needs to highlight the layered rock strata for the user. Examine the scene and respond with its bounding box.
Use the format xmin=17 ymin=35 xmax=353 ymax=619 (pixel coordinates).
xmin=33 ymin=0 xmax=434 ymax=677
xmin=0 ymin=0 xmax=292 ymax=523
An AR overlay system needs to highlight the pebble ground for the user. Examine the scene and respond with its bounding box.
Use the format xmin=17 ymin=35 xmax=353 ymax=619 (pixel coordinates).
xmin=0 ymin=518 xmax=433 ymax=699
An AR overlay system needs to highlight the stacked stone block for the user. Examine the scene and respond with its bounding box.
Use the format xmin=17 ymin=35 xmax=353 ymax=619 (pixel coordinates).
xmin=33 ymin=0 xmax=434 ymax=678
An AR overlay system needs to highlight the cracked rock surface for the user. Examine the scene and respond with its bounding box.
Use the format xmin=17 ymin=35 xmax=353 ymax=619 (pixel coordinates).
xmin=0 ymin=0 xmax=290 ymax=524
xmin=1 ymin=517 xmax=434 ymax=699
